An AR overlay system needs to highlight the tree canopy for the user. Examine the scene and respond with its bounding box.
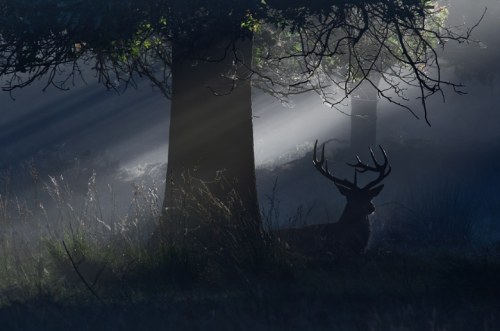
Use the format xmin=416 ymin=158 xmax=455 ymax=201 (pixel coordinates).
xmin=0 ymin=0 xmax=482 ymax=124
xmin=253 ymin=1 xmax=483 ymax=124
xmin=0 ymin=0 xmax=486 ymax=249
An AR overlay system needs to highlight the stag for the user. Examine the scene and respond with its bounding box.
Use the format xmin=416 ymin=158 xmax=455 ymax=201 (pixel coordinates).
xmin=274 ymin=140 xmax=391 ymax=254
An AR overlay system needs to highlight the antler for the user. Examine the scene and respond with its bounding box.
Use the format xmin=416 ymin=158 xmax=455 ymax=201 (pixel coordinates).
xmin=346 ymin=145 xmax=392 ymax=191
xmin=313 ymin=140 xmax=358 ymax=190
xmin=313 ymin=140 xmax=392 ymax=191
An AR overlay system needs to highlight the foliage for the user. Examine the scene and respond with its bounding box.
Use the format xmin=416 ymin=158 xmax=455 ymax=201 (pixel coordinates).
xmin=150 ymin=169 xmax=293 ymax=280
xmin=0 ymin=161 xmax=499 ymax=329
xmin=0 ymin=0 xmax=483 ymax=122
xmin=0 ymin=0 xmax=172 ymax=95
xmin=253 ymin=1 xmax=474 ymax=124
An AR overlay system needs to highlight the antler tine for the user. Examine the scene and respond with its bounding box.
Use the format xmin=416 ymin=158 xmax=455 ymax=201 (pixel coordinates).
xmin=369 ymin=145 xmax=389 ymax=169
xmin=312 ymin=139 xmax=322 ymax=167
xmin=347 ymin=152 xmax=374 ymax=173
xmin=365 ymin=163 xmax=392 ymax=190
xmin=347 ymin=146 xmax=388 ymax=171
xmin=377 ymin=144 xmax=389 ymax=166
xmin=313 ymin=140 xmax=358 ymax=189
xmin=345 ymin=145 xmax=391 ymax=190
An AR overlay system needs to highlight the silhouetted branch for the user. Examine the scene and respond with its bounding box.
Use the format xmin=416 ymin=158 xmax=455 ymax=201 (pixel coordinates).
xmin=62 ymin=240 xmax=105 ymax=305
xmin=0 ymin=1 xmax=485 ymax=122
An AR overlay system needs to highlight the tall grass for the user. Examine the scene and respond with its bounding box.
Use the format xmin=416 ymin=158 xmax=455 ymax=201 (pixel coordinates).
xmin=149 ymin=172 xmax=294 ymax=282
xmin=0 ymin=164 xmax=294 ymax=303
xmin=376 ymin=177 xmax=493 ymax=250
xmin=0 ymin=162 xmax=499 ymax=330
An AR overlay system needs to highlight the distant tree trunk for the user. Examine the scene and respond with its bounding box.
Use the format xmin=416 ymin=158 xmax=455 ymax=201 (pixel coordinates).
xmin=350 ymin=73 xmax=382 ymax=156
xmin=149 ymin=38 xmax=260 ymax=248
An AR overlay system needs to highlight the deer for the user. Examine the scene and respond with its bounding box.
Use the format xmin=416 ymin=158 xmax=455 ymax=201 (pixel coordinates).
xmin=273 ymin=140 xmax=391 ymax=255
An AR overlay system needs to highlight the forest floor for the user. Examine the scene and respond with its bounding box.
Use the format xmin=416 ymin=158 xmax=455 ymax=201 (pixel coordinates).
xmin=0 ymin=240 xmax=499 ymax=331
xmin=0 ymin=144 xmax=500 ymax=330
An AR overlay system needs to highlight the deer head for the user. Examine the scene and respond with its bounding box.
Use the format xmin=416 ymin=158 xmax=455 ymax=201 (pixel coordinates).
xmin=310 ymin=140 xmax=391 ymax=252
xmin=313 ymin=139 xmax=391 ymax=208
xmin=273 ymin=141 xmax=391 ymax=254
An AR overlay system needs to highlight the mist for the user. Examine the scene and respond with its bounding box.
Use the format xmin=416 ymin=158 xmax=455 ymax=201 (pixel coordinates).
xmin=1 ymin=2 xmax=500 ymax=327
xmin=254 ymin=0 xmax=500 ymax=233
xmin=0 ymin=0 xmax=499 ymax=244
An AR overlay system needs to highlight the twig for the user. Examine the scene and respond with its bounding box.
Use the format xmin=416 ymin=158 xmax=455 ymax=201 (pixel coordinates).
xmin=62 ymin=240 xmax=105 ymax=305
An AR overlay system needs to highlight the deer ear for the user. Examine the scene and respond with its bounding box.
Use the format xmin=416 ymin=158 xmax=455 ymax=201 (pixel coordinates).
xmin=334 ymin=183 xmax=352 ymax=197
xmin=369 ymin=185 xmax=384 ymax=198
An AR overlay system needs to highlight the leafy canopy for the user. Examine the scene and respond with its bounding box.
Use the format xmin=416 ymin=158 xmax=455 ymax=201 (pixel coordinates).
xmin=0 ymin=0 xmax=482 ymax=122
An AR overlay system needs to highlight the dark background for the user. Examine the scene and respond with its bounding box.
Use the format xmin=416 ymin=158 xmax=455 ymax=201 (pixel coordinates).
xmin=0 ymin=0 xmax=498 ymax=243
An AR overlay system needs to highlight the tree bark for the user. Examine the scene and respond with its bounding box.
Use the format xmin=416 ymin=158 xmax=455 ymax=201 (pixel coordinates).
xmin=149 ymin=38 xmax=260 ymax=248
xmin=349 ymin=74 xmax=382 ymax=156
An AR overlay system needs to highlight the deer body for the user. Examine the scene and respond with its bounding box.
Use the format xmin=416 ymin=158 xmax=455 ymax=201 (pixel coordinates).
xmin=274 ymin=140 xmax=390 ymax=255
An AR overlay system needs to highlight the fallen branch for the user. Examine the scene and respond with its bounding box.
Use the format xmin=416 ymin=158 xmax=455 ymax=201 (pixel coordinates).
xmin=62 ymin=240 xmax=105 ymax=305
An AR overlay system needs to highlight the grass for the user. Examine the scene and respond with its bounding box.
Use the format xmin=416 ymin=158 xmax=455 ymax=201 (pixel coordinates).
xmin=0 ymin=165 xmax=499 ymax=330
xmin=1 ymin=248 xmax=499 ymax=330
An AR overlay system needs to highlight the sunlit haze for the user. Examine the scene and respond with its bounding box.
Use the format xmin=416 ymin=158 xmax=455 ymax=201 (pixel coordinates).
xmin=0 ymin=0 xmax=499 ymax=229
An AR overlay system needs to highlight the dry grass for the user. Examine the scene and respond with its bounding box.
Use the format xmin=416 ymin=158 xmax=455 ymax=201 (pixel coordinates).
xmin=0 ymin=166 xmax=499 ymax=330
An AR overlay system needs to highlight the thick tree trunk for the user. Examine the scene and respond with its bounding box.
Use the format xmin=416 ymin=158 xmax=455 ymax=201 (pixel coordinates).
xmin=149 ymin=38 xmax=260 ymax=248
xmin=350 ymin=74 xmax=382 ymax=156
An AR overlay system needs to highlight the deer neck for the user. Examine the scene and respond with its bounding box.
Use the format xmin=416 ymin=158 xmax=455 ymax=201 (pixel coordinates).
xmin=335 ymin=201 xmax=370 ymax=227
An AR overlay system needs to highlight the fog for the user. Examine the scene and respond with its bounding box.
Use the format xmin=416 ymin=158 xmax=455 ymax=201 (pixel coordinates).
xmin=254 ymin=0 xmax=500 ymax=228
xmin=0 ymin=0 xmax=499 ymax=244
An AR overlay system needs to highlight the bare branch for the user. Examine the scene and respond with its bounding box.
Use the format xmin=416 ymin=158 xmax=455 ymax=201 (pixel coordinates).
xmin=62 ymin=240 xmax=105 ymax=305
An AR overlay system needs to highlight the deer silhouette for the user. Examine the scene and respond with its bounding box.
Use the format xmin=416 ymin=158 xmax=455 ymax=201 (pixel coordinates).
xmin=274 ymin=140 xmax=391 ymax=254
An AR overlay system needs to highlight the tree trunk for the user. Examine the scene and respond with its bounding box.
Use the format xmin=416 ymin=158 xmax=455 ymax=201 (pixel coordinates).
xmin=149 ymin=38 xmax=260 ymax=248
xmin=350 ymin=74 xmax=382 ymax=157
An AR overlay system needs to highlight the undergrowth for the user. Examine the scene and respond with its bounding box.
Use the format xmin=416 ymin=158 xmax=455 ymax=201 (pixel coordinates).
xmin=0 ymin=166 xmax=499 ymax=330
